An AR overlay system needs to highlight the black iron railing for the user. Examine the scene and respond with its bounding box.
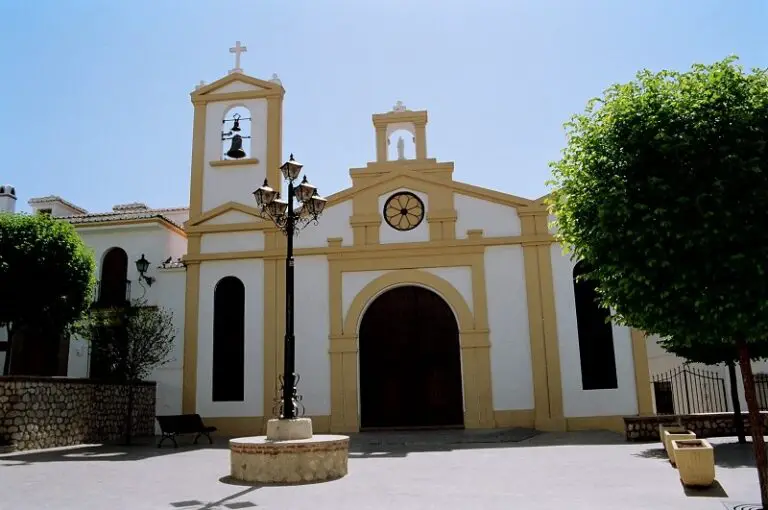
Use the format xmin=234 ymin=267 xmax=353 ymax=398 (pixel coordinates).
xmin=652 ymin=365 xmax=728 ymax=415
xmin=754 ymin=373 xmax=768 ymax=411
xmin=93 ymin=279 xmax=131 ymax=307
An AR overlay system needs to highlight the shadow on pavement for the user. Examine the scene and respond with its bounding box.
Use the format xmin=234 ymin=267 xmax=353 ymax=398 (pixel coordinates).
xmin=633 ymin=440 xmax=756 ymax=469
xmin=169 ymin=486 xmax=259 ymax=510
xmin=0 ymin=429 xmax=629 ymax=464
xmin=0 ymin=435 xmax=229 ymax=466
xmin=681 ymin=479 xmax=728 ymax=498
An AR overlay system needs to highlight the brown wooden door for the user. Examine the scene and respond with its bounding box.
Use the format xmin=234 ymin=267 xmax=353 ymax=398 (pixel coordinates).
xmin=359 ymin=286 xmax=464 ymax=429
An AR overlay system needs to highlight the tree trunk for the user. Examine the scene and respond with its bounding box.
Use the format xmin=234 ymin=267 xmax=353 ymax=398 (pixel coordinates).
xmin=737 ymin=338 xmax=768 ymax=508
xmin=727 ymin=360 xmax=747 ymax=444
xmin=124 ymin=382 xmax=134 ymax=446
xmin=2 ymin=324 xmax=13 ymax=376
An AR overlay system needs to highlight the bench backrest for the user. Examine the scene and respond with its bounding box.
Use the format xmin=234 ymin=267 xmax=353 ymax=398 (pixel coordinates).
xmin=156 ymin=414 xmax=205 ymax=434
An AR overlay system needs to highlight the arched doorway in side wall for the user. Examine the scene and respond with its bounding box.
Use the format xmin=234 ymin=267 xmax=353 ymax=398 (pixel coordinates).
xmin=359 ymin=285 xmax=464 ymax=430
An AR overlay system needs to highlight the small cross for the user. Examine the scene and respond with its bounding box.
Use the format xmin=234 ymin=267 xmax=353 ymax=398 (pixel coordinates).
xmin=194 ymin=80 xmax=205 ymax=90
xmin=229 ymin=41 xmax=247 ymax=74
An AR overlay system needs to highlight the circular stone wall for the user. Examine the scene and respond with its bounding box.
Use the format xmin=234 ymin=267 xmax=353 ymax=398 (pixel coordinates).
xmin=230 ymin=435 xmax=350 ymax=484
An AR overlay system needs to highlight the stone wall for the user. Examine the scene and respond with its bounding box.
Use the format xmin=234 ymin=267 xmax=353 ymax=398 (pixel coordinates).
xmin=0 ymin=376 xmax=156 ymax=452
xmin=624 ymin=412 xmax=768 ymax=442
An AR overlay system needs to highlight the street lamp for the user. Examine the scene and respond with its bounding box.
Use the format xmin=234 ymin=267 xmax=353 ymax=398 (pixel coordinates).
xmin=253 ymin=154 xmax=328 ymax=420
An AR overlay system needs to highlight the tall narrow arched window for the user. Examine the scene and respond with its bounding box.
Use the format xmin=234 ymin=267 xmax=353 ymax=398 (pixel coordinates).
xmin=99 ymin=248 xmax=129 ymax=306
xmin=212 ymin=276 xmax=245 ymax=402
xmin=573 ymin=261 xmax=618 ymax=390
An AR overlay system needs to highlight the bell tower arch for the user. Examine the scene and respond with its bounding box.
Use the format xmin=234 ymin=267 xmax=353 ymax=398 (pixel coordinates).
xmin=372 ymin=101 xmax=429 ymax=163
xmin=187 ymin=44 xmax=285 ymax=220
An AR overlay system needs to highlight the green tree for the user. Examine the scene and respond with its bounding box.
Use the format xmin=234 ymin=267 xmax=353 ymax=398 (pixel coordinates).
xmin=77 ymin=300 xmax=176 ymax=444
xmin=0 ymin=213 xmax=96 ymax=375
xmin=548 ymin=56 xmax=768 ymax=504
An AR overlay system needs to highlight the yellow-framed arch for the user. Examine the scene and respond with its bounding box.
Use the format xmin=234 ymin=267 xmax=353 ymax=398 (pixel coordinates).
xmin=329 ymin=269 xmax=494 ymax=432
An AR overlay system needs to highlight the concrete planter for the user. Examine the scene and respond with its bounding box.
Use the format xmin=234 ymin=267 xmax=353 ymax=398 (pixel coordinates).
xmin=672 ymin=439 xmax=715 ymax=488
xmin=663 ymin=429 xmax=696 ymax=465
xmin=659 ymin=425 xmax=687 ymax=444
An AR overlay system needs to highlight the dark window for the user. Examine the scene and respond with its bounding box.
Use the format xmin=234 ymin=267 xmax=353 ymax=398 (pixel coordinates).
xmin=573 ymin=261 xmax=618 ymax=390
xmin=99 ymin=248 xmax=129 ymax=306
xmin=38 ymin=208 xmax=52 ymax=215
xmin=212 ymin=276 xmax=246 ymax=402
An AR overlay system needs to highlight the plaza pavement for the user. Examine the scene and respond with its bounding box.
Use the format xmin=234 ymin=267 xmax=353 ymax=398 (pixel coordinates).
xmin=0 ymin=430 xmax=763 ymax=510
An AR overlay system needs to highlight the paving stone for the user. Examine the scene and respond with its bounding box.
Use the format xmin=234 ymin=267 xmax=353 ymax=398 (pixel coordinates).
xmin=0 ymin=431 xmax=762 ymax=510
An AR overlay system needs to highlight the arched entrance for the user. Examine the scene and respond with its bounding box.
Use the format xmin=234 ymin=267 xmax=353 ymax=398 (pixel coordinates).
xmin=359 ymin=285 xmax=464 ymax=430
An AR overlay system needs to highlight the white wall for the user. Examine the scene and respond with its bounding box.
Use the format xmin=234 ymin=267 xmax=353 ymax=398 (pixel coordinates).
xmin=77 ymin=224 xmax=187 ymax=308
xmin=485 ymin=246 xmax=535 ymax=411
xmin=550 ymin=243 xmax=639 ymax=417
xmin=294 ymin=200 xmax=354 ymax=248
xmin=202 ymin=97 xmax=268 ymax=212
xmin=197 ymin=259 xmax=264 ymax=417
xmin=66 ymin=224 xmax=187 ymax=379
xmin=377 ymin=188 xmax=430 ymax=244
xmin=149 ymin=267 xmax=186 ymax=419
xmin=294 ymin=256 xmax=331 ymax=415
xmin=454 ymin=194 xmax=522 ymax=239
xmin=201 ymin=232 xmax=264 ymax=253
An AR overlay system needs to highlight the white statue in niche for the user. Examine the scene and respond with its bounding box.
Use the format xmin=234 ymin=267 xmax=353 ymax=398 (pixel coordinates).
xmin=397 ymin=136 xmax=406 ymax=160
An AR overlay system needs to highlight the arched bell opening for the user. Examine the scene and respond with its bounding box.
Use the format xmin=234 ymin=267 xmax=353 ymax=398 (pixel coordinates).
xmin=386 ymin=127 xmax=416 ymax=161
xmin=221 ymin=106 xmax=252 ymax=160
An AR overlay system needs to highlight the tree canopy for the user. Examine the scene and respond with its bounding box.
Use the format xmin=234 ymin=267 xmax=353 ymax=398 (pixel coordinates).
xmin=659 ymin=335 xmax=768 ymax=366
xmin=0 ymin=213 xmax=95 ymax=336
xmin=548 ymin=56 xmax=768 ymax=348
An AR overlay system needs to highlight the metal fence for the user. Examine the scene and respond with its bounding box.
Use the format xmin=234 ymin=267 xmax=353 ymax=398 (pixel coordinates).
xmin=755 ymin=373 xmax=768 ymax=411
xmin=652 ymin=366 xmax=729 ymax=415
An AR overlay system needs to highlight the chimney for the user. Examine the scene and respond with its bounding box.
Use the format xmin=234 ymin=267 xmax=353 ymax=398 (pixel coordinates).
xmin=0 ymin=185 xmax=16 ymax=213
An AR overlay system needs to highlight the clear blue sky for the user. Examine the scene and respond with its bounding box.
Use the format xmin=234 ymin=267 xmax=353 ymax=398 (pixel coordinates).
xmin=1 ymin=1 xmax=765 ymax=213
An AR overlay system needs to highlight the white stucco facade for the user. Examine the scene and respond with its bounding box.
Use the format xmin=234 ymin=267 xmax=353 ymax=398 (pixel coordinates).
xmin=196 ymin=259 xmax=264 ymax=417
xmin=3 ymin=66 xmax=654 ymax=436
xmin=550 ymin=243 xmax=639 ymax=417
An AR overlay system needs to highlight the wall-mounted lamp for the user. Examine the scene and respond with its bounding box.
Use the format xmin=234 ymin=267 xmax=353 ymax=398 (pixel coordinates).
xmin=135 ymin=254 xmax=155 ymax=287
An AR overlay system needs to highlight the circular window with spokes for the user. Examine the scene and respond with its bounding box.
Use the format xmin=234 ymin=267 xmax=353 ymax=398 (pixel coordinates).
xmin=383 ymin=191 xmax=425 ymax=231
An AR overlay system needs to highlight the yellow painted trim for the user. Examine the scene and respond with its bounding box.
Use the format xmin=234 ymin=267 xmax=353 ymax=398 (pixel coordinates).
xmin=186 ymin=201 xmax=267 ymax=227
xmin=183 ymin=234 xmax=554 ymax=263
xmin=331 ymin=268 xmax=494 ymax=432
xmin=494 ymin=410 xmax=535 ymax=429
xmin=325 ymin=168 xmax=534 ymax=210
xmin=630 ymin=328 xmax=654 ymax=415
xmin=188 ymin=102 xmax=206 ymax=218
xmin=191 ymin=72 xmax=284 ymax=101
xmin=565 ymin=415 xmax=626 ymax=434
xmin=521 ymin=211 xmax=565 ymax=431
xmin=209 ymin=158 xmax=260 ymax=167
xmin=181 ymin=235 xmax=201 ymax=414
xmin=73 ymin=217 xmax=186 ymax=238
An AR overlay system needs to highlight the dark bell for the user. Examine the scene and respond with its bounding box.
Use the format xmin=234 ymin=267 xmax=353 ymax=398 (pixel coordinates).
xmin=231 ymin=117 xmax=241 ymax=132
xmin=226 ymin=134 xmax=246 ymax=159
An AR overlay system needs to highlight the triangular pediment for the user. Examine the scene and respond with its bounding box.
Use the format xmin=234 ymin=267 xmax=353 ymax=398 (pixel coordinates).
xmin=191 ymin=73 xmax=283 ymax=99
xmin=187 ymin=201 xmax=266 ymax=227
xmin=326 ymin=170 xmax=535 ymax=209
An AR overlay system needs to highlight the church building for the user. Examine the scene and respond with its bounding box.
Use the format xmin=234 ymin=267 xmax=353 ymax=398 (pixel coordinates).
xmin=1 ymin=43 xmax=654 ymax=436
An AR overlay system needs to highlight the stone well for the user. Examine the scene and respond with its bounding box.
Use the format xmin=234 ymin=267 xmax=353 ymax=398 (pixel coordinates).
xmin=229 ymin=418 xmax=349 ymax=484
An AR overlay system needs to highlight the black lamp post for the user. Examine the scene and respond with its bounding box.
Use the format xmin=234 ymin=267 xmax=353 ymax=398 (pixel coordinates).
xmin=253 ymin=154 xmax=327 ymax=420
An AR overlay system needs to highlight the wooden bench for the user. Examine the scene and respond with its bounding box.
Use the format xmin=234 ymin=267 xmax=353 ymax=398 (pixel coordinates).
xmin=156 ymin=414 xmax=217 ymax=448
